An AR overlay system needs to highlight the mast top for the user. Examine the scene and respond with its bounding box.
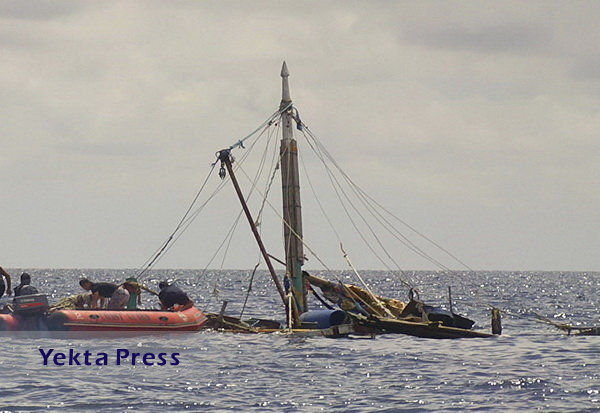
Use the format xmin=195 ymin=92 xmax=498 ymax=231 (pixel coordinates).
xmin=281 ymin=61 xmax=289 ymax=78
xmin=280 ymin=61 xmax=291 ymax=104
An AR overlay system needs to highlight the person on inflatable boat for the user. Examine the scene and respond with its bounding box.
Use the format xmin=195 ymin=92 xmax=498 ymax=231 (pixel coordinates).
xmin=79 ymin=278 xmax=119 ymax=309
xmin=14 ymin=273 xmax=39 ymax=297
xmin=107 ymin=282 xmax=139 ymax=309
xmin=158 ymin=281 xmax=193 ymax=311
xmin=0 ymin=266 xmax=13 ymax=297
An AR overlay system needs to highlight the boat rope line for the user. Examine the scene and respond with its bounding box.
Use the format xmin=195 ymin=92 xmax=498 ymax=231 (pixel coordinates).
xmin=305 ymin=125 xmax=439 ymax=264
xmin=235 ymin=163 xmax=334 ymax=272
xmin=237 ymin=124 xmax=282 ymax=316
xmin=198 ymin=210 xmax=244 ymax=311
xmin=137 ymin=110 xmax=278 ymax=281
xmin=235 ymin=137 xmax=365 ymax=308
xmin=302 ymin=126 xmax=453 ymax=274
xmin=298 ymin=150 xmax=343 ymax=244
xmin=239 ymin=262 xmax=260 ymax=319
xmin=136 ymin=162 xmax=217 ymax=279
xmin=302 ymin=123 xmax=477 ymax=276
xmin=306 ymin=134 xmax=498 ymax=308
xmin=301 ymin=148 xmax=417 ymax=304
xmin=295 ymin=116 xmax=507 ymax=310
xmin=299 ymin=128 xmax=416 ymax=289
xmin=230 ymin=110 xmax=416 ymax=303
xmin=232 ymin=180 xmax=366 ymax=316
xmin=529 ymin=311 xmax=599 ymax=334
xmin=256 ymin=150 xmax=279 ymax=227
xmin=218 ymin=126 xmax=276 ymax=273
xmin=255 ymin=122 xmax=281 ymax=228
xmin=340 ymin=243 xmax=396 ymax=318
xmin=298 ymin=121 xmax=497 ymax=308
xmin=199 ymin=127 xmax=281 ymax=309
xmin=225 ymin=102 xmax=292 ymax=152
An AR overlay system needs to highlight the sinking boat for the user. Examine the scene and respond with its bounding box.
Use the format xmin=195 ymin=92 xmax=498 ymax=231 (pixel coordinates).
xmin=202 ymin=62 xmax=498 ymax=339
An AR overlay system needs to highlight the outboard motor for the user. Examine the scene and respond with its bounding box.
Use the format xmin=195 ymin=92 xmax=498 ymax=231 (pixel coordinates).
xmin=12 ymin=294 xmax=49 ymax=330
xmin=13 ymin=294 xmax=49 ymax=315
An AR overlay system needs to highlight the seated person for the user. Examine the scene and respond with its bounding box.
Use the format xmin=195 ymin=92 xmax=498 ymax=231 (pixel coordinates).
xmin=79 ymin=278 xmax=118 ymax=309
xmin=107 ymin=282 xmax=138 ymax=310
xmin=158 ymin=281 xmax=193 ymax=311
xmin=14 ymin=273 xmax=39 ymax=297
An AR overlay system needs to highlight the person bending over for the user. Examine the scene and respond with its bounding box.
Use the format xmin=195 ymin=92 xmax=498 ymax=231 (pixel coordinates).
xmin=79 ymin=278 xmax=118 ymax=309
xmin=107 ymin=282 xmax=138 ymax=310
xmin=158 ymin=281 xmax=193 ymax=311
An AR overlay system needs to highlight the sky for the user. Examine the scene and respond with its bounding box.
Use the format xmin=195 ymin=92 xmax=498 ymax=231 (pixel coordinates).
xmin=1 ymin=1 xmax=599 ymax=271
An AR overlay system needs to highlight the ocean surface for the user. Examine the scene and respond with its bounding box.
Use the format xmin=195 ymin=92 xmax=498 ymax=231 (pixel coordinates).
xmin=0 ymin=269 xmax=597 ymax=412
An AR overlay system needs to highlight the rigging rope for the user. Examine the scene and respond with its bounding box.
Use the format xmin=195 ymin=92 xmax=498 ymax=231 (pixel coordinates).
xmin=298 ymin=121 xmax=499 ymax=312
xmin=137 ymin=108 xmax=282 ymax=281
xmin=235 ymin=163 xmax=333 ymax=272
xmin=137 ymin=162 xmax=216 ymax=279
xmin=198 ymin=210 xmax=243 ymax=311
xmin=302 ymin=127 xmax=451 ymax=274
xmin=299 ymin=129 xmax=415 ymax=288
xmin=304 ymin=124 xmax=476 ymax=274
xmin=199 ymin=120 xmax=284 ymax=310
xmin=340 ymin=243 xmax=396 ymax=318
xmin=226 ymin=102 xmax=291 ymax=151
xmin=292 ymin=113 xmax=503 ymax=311
xmin=239 ymin=262 xmax=260 ymax=319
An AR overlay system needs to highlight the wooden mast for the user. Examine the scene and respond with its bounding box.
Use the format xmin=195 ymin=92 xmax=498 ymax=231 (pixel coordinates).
xmin=279 ymin=62 xmax=307 ymax=320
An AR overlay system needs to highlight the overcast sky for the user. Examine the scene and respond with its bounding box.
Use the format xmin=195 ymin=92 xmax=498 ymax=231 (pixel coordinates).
xmin=1 ymin=1 xmax=598 ymax=271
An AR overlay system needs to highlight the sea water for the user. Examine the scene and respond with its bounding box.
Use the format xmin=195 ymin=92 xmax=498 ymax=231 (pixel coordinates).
xmin=0 ymin=269 xmax=597 ymax=411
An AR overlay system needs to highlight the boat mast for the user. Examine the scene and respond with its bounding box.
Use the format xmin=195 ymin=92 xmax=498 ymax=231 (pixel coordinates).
xmin=279 ymin=62 xmax=307 ymax=319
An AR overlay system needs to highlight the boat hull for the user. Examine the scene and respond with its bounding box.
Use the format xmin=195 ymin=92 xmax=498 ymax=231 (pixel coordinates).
xmin=45 ymin=307 xmax=208 ymax=332
xmin=362 ymin=316 xmax=495 ymax=339
xmin=0 ymin=313 xmax=20 ymax=331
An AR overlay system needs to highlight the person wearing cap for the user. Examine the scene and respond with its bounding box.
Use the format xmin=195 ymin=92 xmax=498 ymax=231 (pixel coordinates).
xmin=158 ymin=281 xmax=193 ymax=311
xmin=79 ymin=278 xmax=119 ymax=309
xmin=124 ymin=277 xmax=142 ymax=309
xmin=13 ymin=273 xmax=39 ymax=297
xmin=0 ymin=266 xmax=13 ymax=297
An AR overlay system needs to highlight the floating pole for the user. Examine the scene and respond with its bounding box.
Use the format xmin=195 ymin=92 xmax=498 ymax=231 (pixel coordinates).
xmin=218 ymin=149 xmax=299 ymax=326
xmin=217 ymin=300 xmax=228 ymax=328
xmin=491 ymin=308 xmax=502 ymax=335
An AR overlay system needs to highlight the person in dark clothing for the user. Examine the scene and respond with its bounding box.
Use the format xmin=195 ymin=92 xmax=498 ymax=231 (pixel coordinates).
xmin=14 ymin=273 xmax=39 ymax=297
xmin=158 ymin=281 xmax=193 ymax=311
xmin=0 ymin=266 xmax=13 ymax=297
xmin=79 ymin=278 xmax=118 ymax=309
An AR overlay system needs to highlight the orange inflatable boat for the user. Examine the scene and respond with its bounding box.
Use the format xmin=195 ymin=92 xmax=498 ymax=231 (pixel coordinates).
xmin=0 ymin=294 xmax=208 ymax=332
xmin=46 ymin=306 xmax=208 ymax=332
xmin=0 ymin=313 xmax=21 ymax=330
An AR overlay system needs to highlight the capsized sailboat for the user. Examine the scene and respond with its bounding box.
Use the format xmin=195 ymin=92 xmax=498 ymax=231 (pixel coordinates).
xmin=209 ymin=62 xmax=498 ymax=339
